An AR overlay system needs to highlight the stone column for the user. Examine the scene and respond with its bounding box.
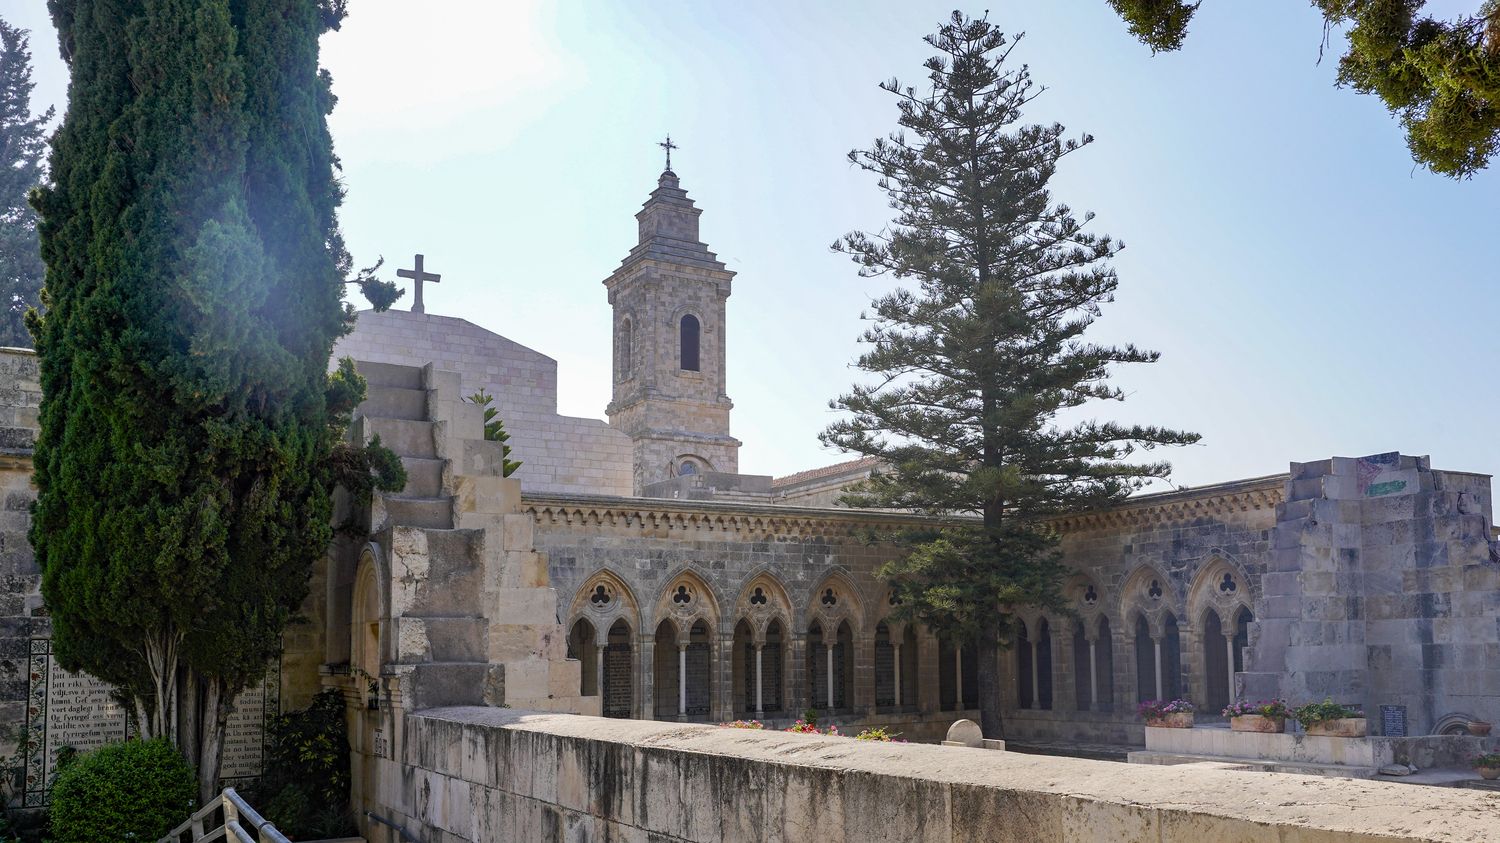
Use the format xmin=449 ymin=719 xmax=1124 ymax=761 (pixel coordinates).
xmin=1028 ymin=641 xmax=1039 ymax=710
xmin=1152 ymin=636 xmax=1164 ymax=700
xmin=1088 ymin=638 xmax=1099 ymax=710
xmin=825 ymin=643 xmax=835 ymax=709
xmin=893 ymin=642 xmax=903 ymax=708
xmin=957 ymin=646 xmax=967 ymax=709
xmin=754 ymin=644 xmax=764 ymax=717
xmin=595 ymin=643 xmax=606 ymax=702
xmin=640 ymin=636 xmax=654 ymax=720
xmin=1224 ymin=633 xmax=1237 ymax=706
xmin=678 ymin=643 xmax=688 ymax=718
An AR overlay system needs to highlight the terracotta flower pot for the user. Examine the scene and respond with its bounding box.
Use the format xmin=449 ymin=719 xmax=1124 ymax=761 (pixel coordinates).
xmin=1146 ymin=712 xmax=1194 ymax=729
xmin=1231 ymin=714 xmax=1286 ymax=733
xmin=1467 ymin=721 xmax=1493 ymax=737
xmin=1476 ymin=766 xmax=1500 ymax=781
xmin=1304 ymin=717 xmax=1366 ymax=738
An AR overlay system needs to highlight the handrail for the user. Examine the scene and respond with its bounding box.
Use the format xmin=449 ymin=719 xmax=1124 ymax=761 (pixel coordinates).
xmin=366 ymin=810 xmax=421 ymax=842
xmin=160 ymin=788 xmax=292 ymax=843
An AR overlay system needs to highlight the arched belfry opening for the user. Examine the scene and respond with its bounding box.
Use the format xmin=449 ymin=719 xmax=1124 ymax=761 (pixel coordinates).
xmin=679 ymin=314 xmax=700 ymax=372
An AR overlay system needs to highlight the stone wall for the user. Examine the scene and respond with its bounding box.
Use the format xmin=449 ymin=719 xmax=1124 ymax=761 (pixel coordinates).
xmin=0 ymin=349 xmax=42 ymax=755
xmin=363 ymin=706 xmax=1500 ymax=843
xmin=333 ymin=309 xmax=633 ymax=497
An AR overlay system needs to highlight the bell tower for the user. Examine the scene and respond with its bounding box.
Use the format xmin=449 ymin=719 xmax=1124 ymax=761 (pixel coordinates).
xmin=605 ymin=153 xmax=740 ymax=493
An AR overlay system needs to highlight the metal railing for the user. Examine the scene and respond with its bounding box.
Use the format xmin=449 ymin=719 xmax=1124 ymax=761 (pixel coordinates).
xmin=159 ymin=787 xmax=292 ymax=843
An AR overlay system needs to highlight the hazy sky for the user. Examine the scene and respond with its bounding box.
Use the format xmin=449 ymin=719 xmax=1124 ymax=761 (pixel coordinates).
xmin=10 ymin=1 xmax=1499 ymax=490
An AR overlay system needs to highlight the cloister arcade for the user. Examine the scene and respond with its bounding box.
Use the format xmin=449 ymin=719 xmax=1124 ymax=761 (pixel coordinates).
xmin=560 ymin=558 xmax=1257 ymax=729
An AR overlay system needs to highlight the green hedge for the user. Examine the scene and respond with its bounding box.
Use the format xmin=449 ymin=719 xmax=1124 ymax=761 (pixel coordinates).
xmin=49 ymin=738 xmax=196 ymax=843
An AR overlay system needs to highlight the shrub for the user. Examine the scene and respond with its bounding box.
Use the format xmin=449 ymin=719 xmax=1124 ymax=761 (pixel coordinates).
xmin=855 ymin=727 xmax=905 ymax=742
xmin=785 ymin=719 xmax=822 ymax=734
xmin=257 ymin=689 xmax=356 ymax=840
xmin=49 ymin=738 xmax=195 ymax=843
xmin=1473 ymin=752 xmax=1500 ymax=768
xmin=1136 ymin=699 xmax=1194 ymax=720
xmin=1223 ymin=699 xmax=1290 ymax=719
xmin=719 ymin=720 xmax=765 ymax=729
xmin=1292 ymin=699 xmax=1362 ymax=729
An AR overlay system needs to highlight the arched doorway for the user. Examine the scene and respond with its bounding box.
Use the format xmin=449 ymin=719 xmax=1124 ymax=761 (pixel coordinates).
xmin=733 ymin=619 xmax=754 ymax=717
xmin=900 ymin=626 xmax=918 ymax=709
xmin=685 ymin=619 xmax=712 ymax=718
xmin=603 ymin=619 xmax=632 ymax=718
xmin=1073 ymin=621 xmax=1091 ymax=711
xmin=654 ymin=621 xmax=678 ymax=719
xmin=875 ymin=622 xmax=895 ymax=708
xmin=1163 ymin=613 xmax=1183 ymax=700
xmin=1035 ymin=619 xmax=1053 ymax=710
xmin=762 ymin=619 xmax=785 ymax=715
xmin=1095 ymin=616 xmax=1115 ymax=707
xmin=1202 ymin=609 xmax=1229 ymax=713
xmin=1015 ymin=622 xmax=1033 ymax=709
xmin=567 ymin=618 xmax=598 ymax=697
xmin=1134 ymin=615 xmax=1155 ymax=702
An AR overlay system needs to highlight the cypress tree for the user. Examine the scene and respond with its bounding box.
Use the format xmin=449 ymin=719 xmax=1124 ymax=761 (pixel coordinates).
xmin=0 ymin=19 xmax=51 ymax=347
xmin=31 ymin=0 xmax=399 ymax=800
xmin=824 ymin=12 xmax=1199 ymax=739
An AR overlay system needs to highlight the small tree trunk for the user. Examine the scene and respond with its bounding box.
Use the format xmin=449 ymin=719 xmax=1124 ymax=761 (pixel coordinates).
xmin=193 ymin=675 xmax=231 ymax=806
xmin=178 ymin=667 xmax=200 ymax=779
xmin=143 ymin=630 xmax=180 ymax=739
xmin=977 ymin=632 xmax=1005 ymax=739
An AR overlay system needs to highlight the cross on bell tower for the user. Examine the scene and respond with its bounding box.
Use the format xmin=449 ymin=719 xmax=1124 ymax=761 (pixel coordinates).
xmin=659 ymin=134 xmax=678 ymax=172
xmin=396 ymin=253 xmax=441 ymax=314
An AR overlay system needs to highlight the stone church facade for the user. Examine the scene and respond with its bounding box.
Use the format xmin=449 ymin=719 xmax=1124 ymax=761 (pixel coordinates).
xmin=318 ymin=164 xmax=1500 ymax=745
xmin=0 ymin=163 xmax=1494 ymax=792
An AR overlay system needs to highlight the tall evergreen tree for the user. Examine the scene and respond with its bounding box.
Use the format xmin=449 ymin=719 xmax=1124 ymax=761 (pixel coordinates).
xmin=824 ymin=12 xmax=1199 ymax=739
xmin=31 ymin=0 xmax=399 ymax=800
xmin=0 ymin=19 xmax=51 ymax=347
xmin=1106 ymin=0 xmax=1500 ymax=178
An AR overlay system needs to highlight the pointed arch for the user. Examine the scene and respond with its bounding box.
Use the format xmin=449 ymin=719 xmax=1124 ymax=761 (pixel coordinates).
xmin=568 ymin=568 xmax=642 ymax=642
xmin=351 ymin=544 xmax=387 ymax=682
xmin=732 ymin=569 xmax=794 ymax=643
xmin=654 ymin=566 xmax=722 ymax=637
xmin=806 ymin=568 xmax=866 ymax=635
xmin=1119 ymin=563 xmax=1179 ymax=635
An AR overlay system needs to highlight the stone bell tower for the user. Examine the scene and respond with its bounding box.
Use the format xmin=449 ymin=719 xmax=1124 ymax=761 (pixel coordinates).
xmin=605 ymin=152 xmax=740 ymax=493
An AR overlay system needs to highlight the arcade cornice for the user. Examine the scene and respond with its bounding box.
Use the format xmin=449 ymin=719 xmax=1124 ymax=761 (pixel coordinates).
xmin=522 ymin=473 xmax=1288 ymax=541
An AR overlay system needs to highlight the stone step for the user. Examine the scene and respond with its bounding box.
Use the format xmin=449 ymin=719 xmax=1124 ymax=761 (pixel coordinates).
xmin=362 ymin=385 xmax=427 ymax=421
xmin=385 ymin=496 xmax=453 ymax=530
xmin=365 ymin=417 xmax=436 ymax=459
xmin=400 ymin=457 xmax=445 ymax=498
xmin=355 ymin=360 xmax=423 ymax=389
xmin=408 ymin=662 xmax=502 ymax=709
xmin=419 ymin=616 xmax=488 ymax=662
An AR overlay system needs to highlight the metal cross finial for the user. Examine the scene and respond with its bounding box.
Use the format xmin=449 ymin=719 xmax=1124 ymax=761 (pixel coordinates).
xmin=659 ymin=134 xmax=678 ymax=171
xmin=396 ymin=253 xmax=441 ymax=314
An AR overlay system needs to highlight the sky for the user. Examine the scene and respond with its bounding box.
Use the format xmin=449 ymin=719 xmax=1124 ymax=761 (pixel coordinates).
xmin=9 ymin=1 xmax=1499 ymax=491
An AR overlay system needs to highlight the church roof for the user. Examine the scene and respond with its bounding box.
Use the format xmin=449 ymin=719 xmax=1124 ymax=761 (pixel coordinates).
xmin=772 ymin=456 xmax=882 ymax=489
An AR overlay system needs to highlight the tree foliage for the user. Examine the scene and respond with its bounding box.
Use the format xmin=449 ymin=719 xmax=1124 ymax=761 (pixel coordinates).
xmin=824 ymin=12 xmax=1198 ymax=738
xmin=466 ymin=388 xmax=521 ymax=477
xmin=31 ymin=0 xmax=400 ymax=801
xmin=0 ymin=19 xmax=51 ymax=348
xmin=1106 ymin=0 xmax=1500 ymax=178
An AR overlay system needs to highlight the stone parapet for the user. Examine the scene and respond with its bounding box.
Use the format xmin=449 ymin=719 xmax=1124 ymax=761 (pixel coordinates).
xmin=370 ymin=706 xmax=1500 ymax=843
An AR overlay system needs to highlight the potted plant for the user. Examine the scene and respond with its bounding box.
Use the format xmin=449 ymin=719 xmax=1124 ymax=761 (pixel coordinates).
xmin=1467 ymin=720 xmax=1493 ymax=737
xmin=1138 ymin=699 xmax=1195 ymax=728
xmin=1223 ymin=699 xmax=1290 ymax=733
xmin=1293 ymin=699 xmax=1365 ymax=737
xmin=1473 ymin=752 xmax=1500 ymax=780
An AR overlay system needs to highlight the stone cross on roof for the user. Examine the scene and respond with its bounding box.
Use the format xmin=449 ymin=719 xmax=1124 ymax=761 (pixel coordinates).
xmin=659 ymin=134 xmax=678 ymax=172
xmin=396 ymin=253 xmax=440 ymax=314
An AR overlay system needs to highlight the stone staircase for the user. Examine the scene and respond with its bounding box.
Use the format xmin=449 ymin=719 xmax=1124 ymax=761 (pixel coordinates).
xmin=354 ymin=361 xmax=495 ymax=709
xmin=348 ymin=360 xmax=592 ymax=714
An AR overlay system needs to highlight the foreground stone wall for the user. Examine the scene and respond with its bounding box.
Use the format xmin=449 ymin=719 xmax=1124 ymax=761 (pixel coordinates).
xmin=367 ymin=706 xmax=1500 ymax=842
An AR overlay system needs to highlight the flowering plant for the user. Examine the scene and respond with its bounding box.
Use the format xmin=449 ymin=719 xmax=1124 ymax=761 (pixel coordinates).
xmin=1222 ymin=699 xmax=1290 ymax=719
xmin=1137 ymin=699 xmax=1194 ymax=720
xmin=1473 ymin=753 xmax=1500 ymax=768
xmin=786 ymin=720 xmax=842 ymax=736
xmin=719 ymin=720 xmax=764 ymax=729
xmin=855 ymin=727 xmax=905 ymax=742
xmin=1292 ymin=699 xmax=1362 ymax=729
